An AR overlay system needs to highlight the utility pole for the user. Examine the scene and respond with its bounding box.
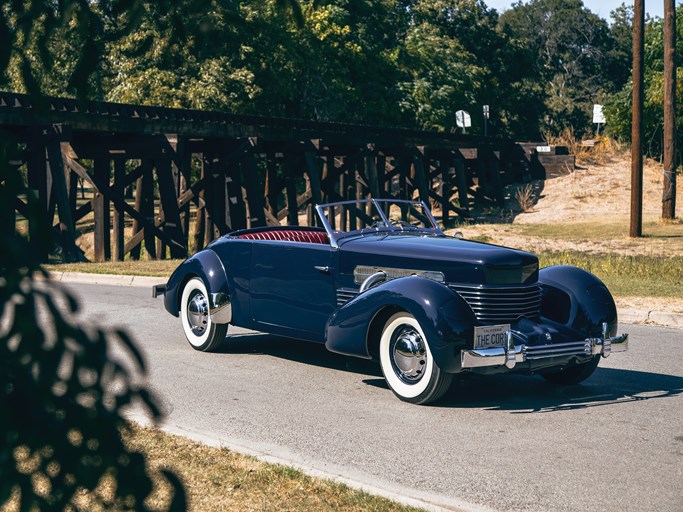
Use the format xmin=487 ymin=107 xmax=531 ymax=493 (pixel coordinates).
xmin=663 ymin=0 xmax=677 ymax=219
xmin=630 ymin=0 xmax=645 ymax=238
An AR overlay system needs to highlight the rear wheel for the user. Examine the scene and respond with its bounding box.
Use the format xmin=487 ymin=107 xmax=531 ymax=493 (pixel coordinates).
xmin=541 ymin=355 xmax=600 ymax=385
xmin=379 ymin=312 xmax=452 ymax=405
xmin=180 ymin=277 xmax=228 ymax=352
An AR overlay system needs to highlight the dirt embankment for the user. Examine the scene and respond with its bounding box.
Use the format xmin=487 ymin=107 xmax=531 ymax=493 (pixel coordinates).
xmin=458 ymin=152 xmax=683 ymax=258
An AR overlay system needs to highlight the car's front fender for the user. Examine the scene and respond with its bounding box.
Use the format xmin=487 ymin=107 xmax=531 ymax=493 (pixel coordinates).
xmin=539 ymin=265 xmax=618 ymax=338
xmin=325 ymin=276 xmax=475 ymax=373
xmin=163 ymin=249 xmax=229 ymax=319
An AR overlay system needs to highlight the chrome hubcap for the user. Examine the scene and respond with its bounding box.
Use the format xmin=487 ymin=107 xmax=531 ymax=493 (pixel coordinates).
xmin=391 ymin=326 xmax=427 ymax=383
xmin=187 ymin=291 xmax=209 ymax=336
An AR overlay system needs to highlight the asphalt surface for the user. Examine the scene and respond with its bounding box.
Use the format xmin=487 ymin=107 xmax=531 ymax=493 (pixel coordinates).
xmin=60 ymin=280 xmax=683 ymax=512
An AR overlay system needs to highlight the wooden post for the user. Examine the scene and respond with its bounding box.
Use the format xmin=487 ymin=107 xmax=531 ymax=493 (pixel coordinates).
xmin=454 ymin=151 xmax=469 ymax=214
xmin=130 ymin=161 xmax=151 ymax=260
xmin=266 ymin=154 xmax=280 ymax=216
xmin=226 ymin=157 xmax=246 ymax=232
xmin=398 ymin=154 xmax=408 ymax=200
xmin=202 ymin=154 xmax=215 ymax=246
xmin=440 ymin=157 xmax=451 ymax=225
xmin=113 ymin=159 xmax=126 ymax=261
xmin=354 ymin=158 xmax=364 ymax=209
xmin=193 ymin=158 xmax=206 ymax=253
xmin=488 ymin=149 xmax=503 ymax=205
xmin=285 ymin=154 xmax=299 ymax=226
xmin=46 ymin=142 xmax=79 ymax=262
xmin=412 ymin=149 xmax=430 ymax=205
xmin=68 ymin=169 xmax=78 ymax=222
xmin=242 ymin=151 xmax=266 ymax=228
xmin=663 ymin=0 xmax=677 ymax=220
xmin=26 ymin=141 xmax=50 ymax=263
xmin=305 ymin=150 xmax=323 ymax=226
xmin=155 ymin=158 xmax=186 ymax=259
xmin=93 ymin=158 xmax=111 ymax=262
xmin=141 ymin=160 xmax=156 ymax=259
xmin=630 ymin=0 xmax=645 ymax=237
xmin=178 ymin=137 xmax=192 ymax=242
xmin=339 ymin=159 xmax=347 ymax=231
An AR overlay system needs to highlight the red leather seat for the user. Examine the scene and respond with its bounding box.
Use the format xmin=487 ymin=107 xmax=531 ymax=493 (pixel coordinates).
xmin=234 ymin=229 xmax=329 ymax=244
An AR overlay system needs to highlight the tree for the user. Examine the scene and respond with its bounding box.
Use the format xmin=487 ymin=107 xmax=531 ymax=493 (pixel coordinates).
xmin=604 ymin=6 xmax=683 ymax=161
xmin=499 ymin=0 xmax=620 ymax=135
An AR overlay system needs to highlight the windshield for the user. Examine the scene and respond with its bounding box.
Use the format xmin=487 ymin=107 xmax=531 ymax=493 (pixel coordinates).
xmin=315 ymin=199 xmax=442 ymax=246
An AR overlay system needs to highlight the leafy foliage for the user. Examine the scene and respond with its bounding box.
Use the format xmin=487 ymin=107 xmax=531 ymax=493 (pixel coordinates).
xmin=0 ymin=1 xmax=206 ymax=509
xmin=499 ymin=0 xmax=620 ymax=135
xmin=0 ymin=130 xmax=186 ymax=509
xmin=0 ymin=0 xmax=640 ymax=138
xmin=604 ymin=5 xmax=683 ymax=158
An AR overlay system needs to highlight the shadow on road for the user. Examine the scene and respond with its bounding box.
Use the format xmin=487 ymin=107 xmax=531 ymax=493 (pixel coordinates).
xmin=216 ymin=332 xmax=382 ymax=377
xmin=438 ymin=368 xmax=683 ymax=413
xmin=218 ymin=332 xmax=682 ymax=412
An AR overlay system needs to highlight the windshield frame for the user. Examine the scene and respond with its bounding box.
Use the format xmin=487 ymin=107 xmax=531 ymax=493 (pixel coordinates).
xmin=315 ymin=199 xmax=444 ymax=248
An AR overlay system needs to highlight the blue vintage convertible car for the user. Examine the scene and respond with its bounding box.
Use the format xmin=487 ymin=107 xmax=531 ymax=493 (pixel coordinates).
xmin=154 ymin=199 xmax=628 ymax=404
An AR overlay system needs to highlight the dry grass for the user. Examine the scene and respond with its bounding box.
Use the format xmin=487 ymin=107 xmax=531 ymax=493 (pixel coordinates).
xmin=544 ymin=129 xmax=623 ymax=166
xmin=44 ymin=260 xmax=182 ymax=278
xmin=514 ymin=184 xmax=536 ymax=212
xmin=126 ymin=424 xmax=422 ymax=512
xmin=1 ymin=424 xmax=424 ymax=512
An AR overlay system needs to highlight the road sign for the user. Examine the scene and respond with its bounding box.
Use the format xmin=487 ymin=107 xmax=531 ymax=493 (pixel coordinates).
xmin=593 ymin=104 xmax=605 ymax=124
xmin=455 ymin=110 xmax=471 ymax=129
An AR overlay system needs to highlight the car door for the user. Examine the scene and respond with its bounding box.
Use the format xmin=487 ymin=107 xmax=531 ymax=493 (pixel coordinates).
xmin=249 ymin=240 xmax=336 ymax=340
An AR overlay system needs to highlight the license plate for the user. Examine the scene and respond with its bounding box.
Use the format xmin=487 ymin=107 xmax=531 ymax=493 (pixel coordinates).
xmin=474 ymin=324 xmax=510 ymax=349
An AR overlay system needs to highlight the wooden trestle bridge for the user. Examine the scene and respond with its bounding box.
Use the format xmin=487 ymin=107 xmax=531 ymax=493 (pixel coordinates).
xmin=0 ymin=91 xmax=571 ymax=263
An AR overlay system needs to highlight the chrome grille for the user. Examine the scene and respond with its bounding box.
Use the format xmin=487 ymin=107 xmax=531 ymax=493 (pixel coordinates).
xmin=336 ymin=288 xmax=359 ymax=307
xmin=524 ymin=341 xmax=592 ymax=361
xmin=449 ymin=284 xmax=542 ymax=324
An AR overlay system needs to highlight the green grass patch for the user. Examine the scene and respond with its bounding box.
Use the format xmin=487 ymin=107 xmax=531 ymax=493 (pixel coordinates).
xmin=514 ymin=220 xmax=683 ymax=242
xmin=538 ymin=251 xmax=683 ymax=298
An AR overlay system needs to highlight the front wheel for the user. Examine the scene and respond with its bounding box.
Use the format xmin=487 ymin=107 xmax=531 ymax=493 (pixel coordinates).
xmin=541 ymin=355 xmax=600 ymax=385
xmin=180 ymin=277 xmax=228 ymax=352
xmin=379 ymin=312 xmax=452 ymax=405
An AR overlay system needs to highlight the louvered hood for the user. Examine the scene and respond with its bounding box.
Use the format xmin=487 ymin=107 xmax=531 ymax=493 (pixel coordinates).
xmin=338 ymin=234 xmax=539 ymax=286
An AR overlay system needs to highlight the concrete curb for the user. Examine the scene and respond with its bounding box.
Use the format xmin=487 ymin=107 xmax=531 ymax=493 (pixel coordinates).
xmin=618 ymin=307 xmax=683 ymax=328
xmin=51 ymin=271 xmax=164 ymax=289
xmin=127 ymin=412 xmax=488 ymax=512
xmin=54 ymin=272 xmax=683 ymax=328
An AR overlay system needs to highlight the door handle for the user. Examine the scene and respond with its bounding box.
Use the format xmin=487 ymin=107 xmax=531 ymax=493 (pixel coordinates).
xmin=314 ymin=265 xmax=330 ymax=274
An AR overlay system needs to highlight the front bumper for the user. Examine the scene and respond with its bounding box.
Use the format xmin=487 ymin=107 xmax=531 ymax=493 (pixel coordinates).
xmin=461 ymin=322 xmax=628 ymax=370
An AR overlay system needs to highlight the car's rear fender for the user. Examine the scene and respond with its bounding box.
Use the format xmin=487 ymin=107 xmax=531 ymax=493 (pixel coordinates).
xmin=325 ymin=276 xmax=475 ymax=373
xmin=163 ymin=249 xmax=229 ymax=319
xmin=539 ymin=265 xmax=618 ymax=338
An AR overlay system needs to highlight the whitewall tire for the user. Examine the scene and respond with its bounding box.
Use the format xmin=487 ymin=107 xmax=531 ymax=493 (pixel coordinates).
xmin=379 ymin=312 xmax=452 ymax=405
xmin=180 ymin=277 xmax=228 ymax=352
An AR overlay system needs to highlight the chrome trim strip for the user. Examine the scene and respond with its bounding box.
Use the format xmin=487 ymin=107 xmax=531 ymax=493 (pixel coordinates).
xmin=152 ymin=284 xmax=166 ymax=298
xmin=359 ymin=271 xmax=387 ymax=293
xmin=209 ymin=292 xmax=232 ymax=324
xmin=461 ymin=329 xmax=629 ymax=369
xmin=355 ymin=265 xmax=445 ymax=285
xmin=336 ymin=288 xmax=359 ymax=306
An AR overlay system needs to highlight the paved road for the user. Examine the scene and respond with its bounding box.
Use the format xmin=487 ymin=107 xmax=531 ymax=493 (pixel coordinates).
xmin=63 ymin=282 xmax=683 ymax=512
